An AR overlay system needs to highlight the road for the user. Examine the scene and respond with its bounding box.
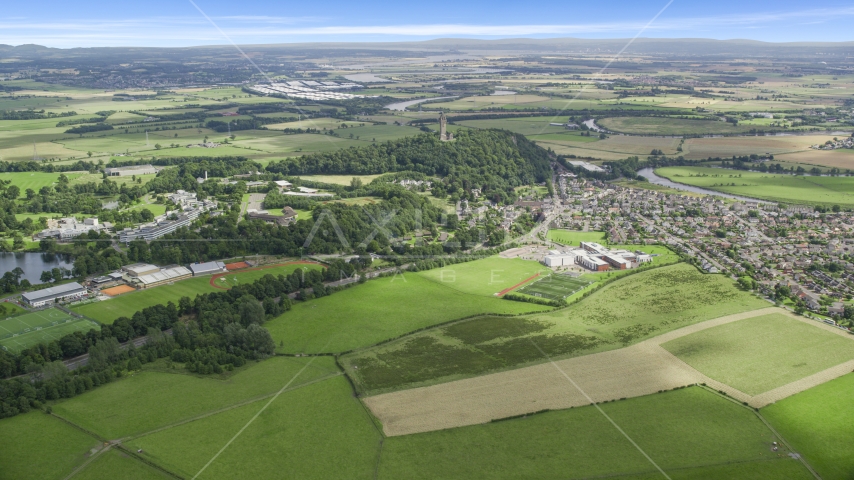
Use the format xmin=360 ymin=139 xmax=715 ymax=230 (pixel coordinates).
xmin=636 ymin=214 xmax=725 ymax=272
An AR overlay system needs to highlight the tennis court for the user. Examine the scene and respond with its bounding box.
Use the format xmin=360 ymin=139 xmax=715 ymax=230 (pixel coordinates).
xmin=0 ymin=308 xmax=99 ymax=353
xmin=225 ymin=261 xmax=250 ymax=271
xmin=518 ymin=274 xmax=590 ymax=300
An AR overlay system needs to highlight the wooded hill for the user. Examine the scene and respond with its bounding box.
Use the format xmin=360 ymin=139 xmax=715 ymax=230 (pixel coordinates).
xmin=267 ymin=129 xmax=553 ymax=204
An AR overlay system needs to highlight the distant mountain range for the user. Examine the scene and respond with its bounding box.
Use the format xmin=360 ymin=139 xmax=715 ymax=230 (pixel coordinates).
xmin=2 ymin=37 xmax=853 ymax=60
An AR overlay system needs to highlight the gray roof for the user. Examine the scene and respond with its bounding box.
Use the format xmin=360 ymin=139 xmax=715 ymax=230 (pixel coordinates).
xmin=189 ymin=261 xmax=226 ymax=274
xmin=22 ymin=282 xmax=86 ymax=302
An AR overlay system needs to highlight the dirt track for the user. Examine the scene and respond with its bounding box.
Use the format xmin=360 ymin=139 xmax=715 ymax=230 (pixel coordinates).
xmin=365 ymin=307 xmax=854 ymax=436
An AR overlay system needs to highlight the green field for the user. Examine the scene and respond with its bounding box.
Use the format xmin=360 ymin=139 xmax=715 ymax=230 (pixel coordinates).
xmin=125 ymin=376 xmax=380 ymax=480
xmin=763 ymin=373 xmax=854 ymax=480
xmin=546 ymin=229 xmax=607 ymax=245
xmin=599 ymin=116 xmax=756 ymax=135
xmin=73 ymin=450 xmax=171 ymax=480
xmin=52 ymin=356 xmax=340 ymax=439
xmin=265 ymin=271 xmax=552 ymax=355
xmin=73 ymin=262 xmax=321 ymax=323
xmin=0 ymin=308 xmax=99 ymax=353
xmin=663 ymin=313 xmax=854 ymax=395
xmin=416 ymin=256 xmax=551 ymax=296
xmin=342 ymin=263 xmax=768 ymax=394
xmin=379 ymin=387 xmax=811 ymax=479
xmin=518 ymin=274 xmax=590 ymax=300
xmin=0 ymin=172 xmax=83 ymax=197
xmin=0 ymin=411 xmax=101 ymax=480
xmin=655 ymin=166 xmax=854 ymax=207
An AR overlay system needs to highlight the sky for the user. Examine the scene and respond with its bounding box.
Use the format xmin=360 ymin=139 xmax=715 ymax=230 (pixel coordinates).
xmin=2 ymin=0 xmax=853 ymax=48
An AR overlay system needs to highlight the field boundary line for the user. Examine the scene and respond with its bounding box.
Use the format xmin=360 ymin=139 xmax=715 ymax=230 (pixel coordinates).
xmin=698 ymin=386 xmax=822 ymax=480
xmin=523 ymin=336 xmax=672 ymax=480
xmin=124 ymin=371 xmax=342 ymax=442
xmin=191 ymin=346 xmax=329 ymax=479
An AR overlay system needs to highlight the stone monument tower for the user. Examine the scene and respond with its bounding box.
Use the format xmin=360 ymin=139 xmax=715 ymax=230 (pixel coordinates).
xmin=439 ymin=112 xmax=453 ymax=141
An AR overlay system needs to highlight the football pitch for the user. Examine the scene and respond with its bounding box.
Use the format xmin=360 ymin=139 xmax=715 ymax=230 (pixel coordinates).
xmin=0 ymin=308 xmax=99 ymax=353
xmin=518 ymin=274 xmax=590 ymax=300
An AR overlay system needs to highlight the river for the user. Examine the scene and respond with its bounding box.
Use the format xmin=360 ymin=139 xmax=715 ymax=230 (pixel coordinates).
xmin=0 ymin=253 xmax=74 ymax=284
xmin=385 ymin=96 xmax=457 ymax=111
xmin=637 ymin=168 xmax=759 ymax=202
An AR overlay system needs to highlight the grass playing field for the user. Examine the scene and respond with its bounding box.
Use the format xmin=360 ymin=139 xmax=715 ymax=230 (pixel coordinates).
xmin=0 ymin=411 xmax=102 ymax=480
xmin=378 ymin=387 xmax=811 ymax=479
xmin=546 ymin=229 xmax=607 ymax=245
xmin=655 ymin=166 xmax=854 ymax=207
xmin=0 ymin=171 xmax=84 ymax=197
xmin=265 ymin=271 xmax=552 ymax=355
xmin=343 ymin=263 xmax=768 ymax=394
xmin=416 ymin=256 xmax=551 ymax=297
xmin=0 ymin=308 xmax=99 ymax=352
xmin=663 ymin=313 xmax=854 ymax=395
xmin=518 ymin=274 xmax=590 ymax=300
xmin=763 ymin=373 xmax=854 ymax=480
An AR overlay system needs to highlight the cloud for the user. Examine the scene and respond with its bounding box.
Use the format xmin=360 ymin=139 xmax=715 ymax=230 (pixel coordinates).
xmin=2 ymin=6 xmax=854 ymax=47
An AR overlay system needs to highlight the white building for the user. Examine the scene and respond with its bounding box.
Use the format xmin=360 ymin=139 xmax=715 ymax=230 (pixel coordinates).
xmin=22 ymin=282 xmax=87 ymax=307
xmin=105 ymin=165 xmax=158 ymax=177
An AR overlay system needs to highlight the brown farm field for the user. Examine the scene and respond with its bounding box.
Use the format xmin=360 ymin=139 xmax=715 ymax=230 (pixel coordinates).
xmin=681 ymin=134 xmax=839 ymax=160
xmin=775 ymin=149 xmax=854 ymax=170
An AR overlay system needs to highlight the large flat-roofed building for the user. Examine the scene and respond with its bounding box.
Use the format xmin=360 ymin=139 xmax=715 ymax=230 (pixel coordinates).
xmin=132 ymin=266 xmax=192 ymax=288
xmin=22 ymin=282 xmax=87 ymax=307
xmin=189 ymin=261 xmax=227 ymax=276
xmin=247 ymin=212 xmax=294 ymax=226
xmin=602 ymin=254 xmax=630 ymax=270
xmin=105 ymin=164 xmax=158 ymax=177
xmin=580 ymin=242 xmax=609 ymax=255
xmin=544 ymin=254 xmax=575 ymax=267
xmin=122 ymin=263 xmax=160 ymax=277
xmin=119 ymin=210 xmax=200 ymax=243
xmin=578 ymin=255 xmax=609 ymax=272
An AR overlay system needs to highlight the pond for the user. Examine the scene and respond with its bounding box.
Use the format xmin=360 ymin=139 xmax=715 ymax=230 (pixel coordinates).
xmin=0 ymin=253 xmax=74 ymax=284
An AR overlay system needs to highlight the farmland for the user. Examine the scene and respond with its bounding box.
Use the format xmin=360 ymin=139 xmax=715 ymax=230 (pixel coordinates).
xmin=663 ymin=313 xmax=854 ymax=395
xmin=342 ymin=263 xmax=767 ymax=394
xmin=655 ymin=166 xmax=854 ymax=207
xmin=0 ymin=308 xmax=98 ymax=352
xmin=378 ymin=387 xmax=811 ymax=479
xmin=52 ymin=356 xmax=340 ymax=439
xmin=763 ymin=373 xmax=854 ymax=480
xmin=0 ymin=411 xmax=101 ymax=480
xmin=599 ymin=117 xmax=756 ymax=135
xmin=265 ymin=271 xmax=552 ymax=354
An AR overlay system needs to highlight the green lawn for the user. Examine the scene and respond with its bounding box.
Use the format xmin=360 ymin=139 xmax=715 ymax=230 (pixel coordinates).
xmin=343 ymin=263 xmax=768 ymax=394
xmin=126 ymin=376 xmax=380 ymax=480
xmin=73 ymin=450 xmax=171 ymax=480
xmin=0 ymin=308 xmax=99 ymax=353
xmin=0 ymin=412 xmax=101 ymax=480
xmin=379 ymin=387 xmax=811 ymax=479
xmin=663 ymin=313 xmax=854 ymax=395
xmin=51 ymin=356 xmax=340 ymax=439
xmin=265 ymin=272 xmax=552 ymax=355
xmin=655 ymin=166 xmax=854 ymax=207
xmin=416 ymin=256 xmax=551 ymax=296
xmin=0 ymin=171 xmax=83 ymax=197
xmin=763 ymin=373 xmax=854 ymax=480
xmin=547 ymin=229 xmax=607 ymax=245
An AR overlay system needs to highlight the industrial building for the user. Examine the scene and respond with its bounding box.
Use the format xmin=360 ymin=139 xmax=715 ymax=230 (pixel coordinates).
xmin=122 ymin=263 xmax=161 ymax=277
xmin=21 ymin=282 xmax=87 ymax=307
xmin=189 ymin=261 xmax=227 ymax=276
xmin=131 ymin=266 xmax=192 ymax=288
xmin=104 ymin=164 xmax=158 ymax=177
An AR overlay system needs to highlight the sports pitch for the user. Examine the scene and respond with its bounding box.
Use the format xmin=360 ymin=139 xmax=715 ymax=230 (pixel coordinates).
xmin=517 ymin=274 xmax=590 ymax=300
xmin=0 ymin=308 xmax=99 ymax=352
